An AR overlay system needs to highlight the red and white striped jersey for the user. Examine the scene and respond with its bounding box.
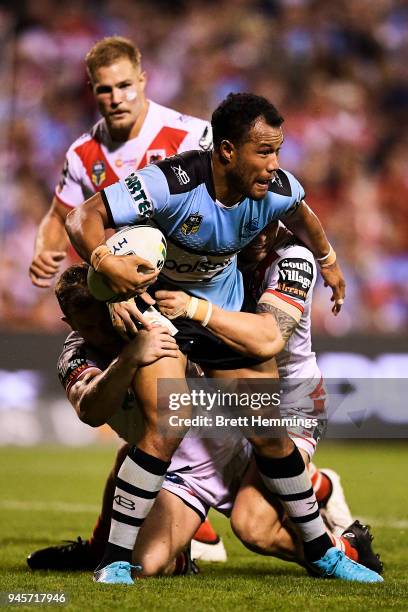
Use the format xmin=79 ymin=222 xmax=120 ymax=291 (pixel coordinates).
xmin=255 ymin=224 xmax=321 ymax=382
xmin=55 ymin=100 xmax=211 ymax=208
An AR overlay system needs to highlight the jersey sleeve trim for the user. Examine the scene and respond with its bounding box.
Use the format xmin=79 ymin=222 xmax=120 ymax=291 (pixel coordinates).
xmin=101 ymin=189 xmax=115 ymax=227
xmin=264 ymin=288 xmax=304 ymax=314
xmin=65 ymin=364 xmax=99 ymax=395
xmin=54 ymin=191 xmax=77 ymax=209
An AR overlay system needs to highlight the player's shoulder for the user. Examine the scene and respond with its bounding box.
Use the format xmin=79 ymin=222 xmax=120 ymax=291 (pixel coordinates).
xmin=58 ymin=332 xmax=102 ymax=391
xmin=153 ymin=150 xmax=213 ymax=195
xmin=150 ymin=101 xmax=212 ymax=149
xmin=277 ymin=234 xmax=315 ymax=267
xmin=268 ymin=168 xmax=305 ymax=200
xmin=262 ymin=228 xmax=316 ymax=302
xmin=57 ymin=332 xmax=89 ymax=384
xmin=152 ymin=100 xmax=208 ymax=129
xmin=67 ymin=119 xmax=106 ymax=155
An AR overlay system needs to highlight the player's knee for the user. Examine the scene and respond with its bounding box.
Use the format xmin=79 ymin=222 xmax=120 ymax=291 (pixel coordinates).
xmin=249 ymin=436 xmax=294 ymax=458
xmin=231 ymin=510 xmax=281 ymax=553
xmin=137 ymin=549 xmax=173 ymax=576
xmin=142 ymin=434 xmax=182 ymax=462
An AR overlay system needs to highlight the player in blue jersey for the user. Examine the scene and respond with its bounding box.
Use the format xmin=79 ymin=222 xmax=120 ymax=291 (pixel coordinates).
xmin=65 ymin=93 xmax=347 ymax=584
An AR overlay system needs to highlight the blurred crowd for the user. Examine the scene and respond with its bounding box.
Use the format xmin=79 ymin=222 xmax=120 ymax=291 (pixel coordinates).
xmin=0 ymin=0 xmax=407 ymax=335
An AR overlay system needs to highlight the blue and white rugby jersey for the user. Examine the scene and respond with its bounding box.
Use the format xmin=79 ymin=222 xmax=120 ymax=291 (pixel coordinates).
xmin=102 ymin=150 xmax=305 ymax=310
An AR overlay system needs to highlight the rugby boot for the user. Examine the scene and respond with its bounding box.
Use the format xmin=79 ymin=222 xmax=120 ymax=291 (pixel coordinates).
xmin=312 ymin=547 xmax=384 ymax=583
xmin=94 ymin=561 xmax=142 ymax=584
xmin=27 ymin=537 xmax=97 ymax=571
xmin=342 ymin=520 xmax=384 ymax=574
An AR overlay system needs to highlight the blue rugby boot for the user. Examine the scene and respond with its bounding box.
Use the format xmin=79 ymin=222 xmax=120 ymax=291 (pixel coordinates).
xmin=93 ymin=561 xmax=142 ymax=584
xmin=312 ymin=547 xmax=383 ymax=583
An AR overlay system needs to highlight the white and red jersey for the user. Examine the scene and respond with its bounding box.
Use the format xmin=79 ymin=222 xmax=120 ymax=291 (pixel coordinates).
xmin=250 ymin=227 xmax=326 ymax=456
xmin=55 ymin=100 xmax=211 ymax=208
xmin=252 ymin=224 xmax=321 ymax=382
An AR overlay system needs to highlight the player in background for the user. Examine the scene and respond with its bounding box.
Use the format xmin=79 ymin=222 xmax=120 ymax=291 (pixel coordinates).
xmin=29 ymin=36 xmax=212 ymax=288
xmin=28 ymin=35 xmax=222 ymax=560
xmin=26 ymin=263 xmax=381 ymax=581
xmin=65 ymin=92 xmax=351 ymax=584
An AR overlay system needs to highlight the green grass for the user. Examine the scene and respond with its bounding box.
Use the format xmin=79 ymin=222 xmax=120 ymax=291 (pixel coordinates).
xmin=1 ymin=442 xmax=407 ymax=611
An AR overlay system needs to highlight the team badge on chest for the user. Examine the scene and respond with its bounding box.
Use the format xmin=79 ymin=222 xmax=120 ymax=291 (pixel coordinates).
xmin=91 ymin=160 xmax=106 ymax=186
xmin=181 ymin=214 xmax=203 ymax=235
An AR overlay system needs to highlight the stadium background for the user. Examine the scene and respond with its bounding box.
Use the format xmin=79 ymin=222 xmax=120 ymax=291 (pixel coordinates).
xmin=0 ymin=0 xmax=407 ymax=440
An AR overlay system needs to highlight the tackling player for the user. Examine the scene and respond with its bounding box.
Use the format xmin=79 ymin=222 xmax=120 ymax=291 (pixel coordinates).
xmin=155 ymin=221 xmax=383 ymax=574
xmin=29 ymin=36 xmax=211 ymax=288
xmin=26 ymin=263 xmax=381 ymax=581
xmin=65 ymin=92 xmax=353 ymax=584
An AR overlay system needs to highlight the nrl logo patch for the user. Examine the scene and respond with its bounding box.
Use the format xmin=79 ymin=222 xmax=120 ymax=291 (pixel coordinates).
xmin=91 ymin=160 xmax=106 ymax=186
xmin=181 ymin=214 xmax=203 ymax=235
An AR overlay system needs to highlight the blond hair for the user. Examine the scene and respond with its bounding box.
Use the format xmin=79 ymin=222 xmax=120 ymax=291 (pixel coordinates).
xmin=85 ymin=36 xmax=142 ymax=81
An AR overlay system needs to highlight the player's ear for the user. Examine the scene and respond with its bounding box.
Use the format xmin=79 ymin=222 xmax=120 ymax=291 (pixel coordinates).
xmin=219 ymin=139 xmax=235 ymax=163
xmin=138 ymin=70 xmax=147 ymax=92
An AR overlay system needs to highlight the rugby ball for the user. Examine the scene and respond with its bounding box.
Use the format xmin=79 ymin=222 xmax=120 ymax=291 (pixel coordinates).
xmin=87 ymin=225 xmax=167 ymax=302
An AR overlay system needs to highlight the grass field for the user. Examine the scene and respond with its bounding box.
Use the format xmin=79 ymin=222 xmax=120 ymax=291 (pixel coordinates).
xmin=1 ymin=441 xmax=407 ymax=611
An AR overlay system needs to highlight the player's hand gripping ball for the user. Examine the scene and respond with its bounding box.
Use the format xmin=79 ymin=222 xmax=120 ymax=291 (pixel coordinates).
xmin=87 ymin=225 xmax=167 ymax=302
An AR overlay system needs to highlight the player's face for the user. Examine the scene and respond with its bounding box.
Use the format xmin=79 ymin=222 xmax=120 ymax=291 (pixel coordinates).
xmin=228 ymin=119 xmax=283 ymax=200
xmin=92 ymin=57 xmax=147 ymax=139
xmin=241 ymin=221 xmax=280 ymax=264
xmin=65 ymin=304 xmax=122 ymax=355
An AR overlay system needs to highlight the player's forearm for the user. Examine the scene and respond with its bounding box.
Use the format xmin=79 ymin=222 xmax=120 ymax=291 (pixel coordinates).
xmin=76 ymin=355 xmax=138 ymax=427
xmin=284 ymin=201 xmax=331 ymax=259
xmin=65 ymin=193 xmax=109 ymax=262
xmin=206 ymin=307 xmax=284 ymax=359
xmin=34 ymin=205 xmax=70 ymax=255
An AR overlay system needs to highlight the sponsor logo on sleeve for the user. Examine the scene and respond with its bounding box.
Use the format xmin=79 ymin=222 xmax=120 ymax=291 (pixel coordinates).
xmin=181 ymin=213 xmax=203 ymax=235
xmin=91 ymin=160 xmax=106 ymax=186
xmin=124 ymin=172 xmax=153 ymax=219
xmin=171 ymin=164 xmax=190 ymax=185
xmin=276 ymin=258 xmax=313 ymax=302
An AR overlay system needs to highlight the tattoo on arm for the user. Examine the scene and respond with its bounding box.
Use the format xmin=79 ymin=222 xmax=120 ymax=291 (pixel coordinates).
xmin=256 ymin=303 xmax=298 ymax=343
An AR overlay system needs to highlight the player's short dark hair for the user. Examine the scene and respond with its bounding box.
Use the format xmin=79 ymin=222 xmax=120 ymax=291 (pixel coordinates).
xmin=86 ymin=36 xmax=142 ymax=82
xmin=211 ymin=93 xmax=284 ymax=149
xmin=55 ymin=263 xmax=95 ymax=317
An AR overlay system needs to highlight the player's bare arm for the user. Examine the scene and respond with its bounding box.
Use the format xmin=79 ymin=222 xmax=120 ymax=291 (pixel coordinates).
xmin=69 ymin=326 xmax=178 ymax=427
xmin=29 ymin=197 xmax=69 ymax=288
xmin=283 ymin=200 xmax=346 ymax=314
xmin=65 ymin=192 xmax=159 ymax=297
xmin=256 ymin=302 xmax=298 ymax=343
xmin=155 ymin=289 xmax=285 ymax=359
